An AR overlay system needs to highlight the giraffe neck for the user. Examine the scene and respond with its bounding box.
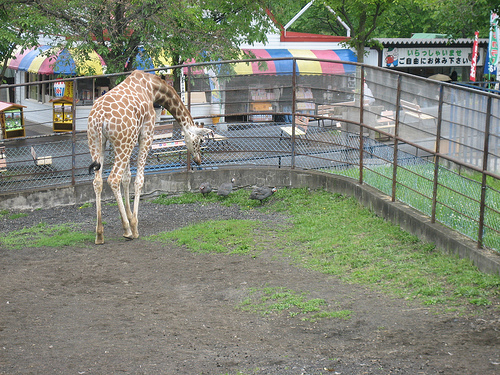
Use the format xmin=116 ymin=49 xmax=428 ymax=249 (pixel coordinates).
xmin=150 ymin=75 xmax=195 ymax=132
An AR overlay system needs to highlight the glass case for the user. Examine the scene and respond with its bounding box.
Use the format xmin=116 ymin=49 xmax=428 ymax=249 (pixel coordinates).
xmin=50 ymin=97 xmax=73 ymax=132
xmin=0 ymin=101 xmax=26 ymax=139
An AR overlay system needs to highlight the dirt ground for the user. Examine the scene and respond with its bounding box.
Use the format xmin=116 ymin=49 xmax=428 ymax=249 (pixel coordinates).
xmin=1 ymin=201 xmax=499 ymax=375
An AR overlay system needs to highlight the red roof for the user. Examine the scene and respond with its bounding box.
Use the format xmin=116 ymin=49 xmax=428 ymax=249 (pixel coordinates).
xmin=0 ymin=101 xmax=26 ymax=112
xmin=280 ymin=30 xmax=350 ymax=43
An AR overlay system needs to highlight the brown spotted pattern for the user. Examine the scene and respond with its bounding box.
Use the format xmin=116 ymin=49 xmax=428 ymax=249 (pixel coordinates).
xmin=87 ymin=70 xmax=207 ymax=244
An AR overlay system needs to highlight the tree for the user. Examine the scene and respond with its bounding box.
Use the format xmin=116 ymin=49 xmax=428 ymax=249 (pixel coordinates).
xmin=1 ymin=0 xmax=279 ymax=86
xmin=420 ymin=0 xmax=497 ymax=38
xmin=0 ymin=0 xmax=53 ymax=83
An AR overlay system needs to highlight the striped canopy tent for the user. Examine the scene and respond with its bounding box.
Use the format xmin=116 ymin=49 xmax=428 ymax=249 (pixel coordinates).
xmin=233 ymin=49 xmax=357 ymax=75
xmin=132 ymin=48 xmax=205 ymax=75
xmin=7 ymin=45 xmax=106 ymax=76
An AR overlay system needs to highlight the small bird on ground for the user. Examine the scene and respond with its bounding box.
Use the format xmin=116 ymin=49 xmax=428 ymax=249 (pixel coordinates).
xmin=249 ymin=186 xmax=277 ymax=204
xmin=199 ymin=182 xmax=212 ymax=196
xmin=217 ymin=178 xmax=235 ymax=197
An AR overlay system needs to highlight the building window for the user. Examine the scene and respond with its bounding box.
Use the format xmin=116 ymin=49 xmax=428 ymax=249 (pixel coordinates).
xmin=24 ymin=73 xmax=56 ymax=103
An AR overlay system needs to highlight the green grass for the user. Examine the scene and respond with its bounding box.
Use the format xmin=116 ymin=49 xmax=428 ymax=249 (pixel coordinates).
xmin=0 ymin=209 xmax=29 ymax=220
xmin=0 ymin=222 xmax=94 ymax=249
xmin=238 ymin=286 xmax=352 ymax=322
xmin=328 ymin=163 xmax=500 ymax=251
xmin=148 ymin=219 xmax=262 ymax=255
xmin=147 ymin=189 xmax=500 ymax=311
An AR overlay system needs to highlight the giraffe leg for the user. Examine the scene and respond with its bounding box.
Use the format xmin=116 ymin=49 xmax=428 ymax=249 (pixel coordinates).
xmin=108 ymin=161 xmax=134 ymax=240
xmin=131 ymin=169 xmax=144 ymax=239
xmin=93 ymin=168 xmax=105 ymax=245
xmin=129 ymin=126 xmax=154 ymax=239
xmin=89 ymin=129 xmax=106 ymax=245
xmin=110 ymin=181 xmax=134 ymax=240
xmin=122 ymin=165 xmax=138 ymax=238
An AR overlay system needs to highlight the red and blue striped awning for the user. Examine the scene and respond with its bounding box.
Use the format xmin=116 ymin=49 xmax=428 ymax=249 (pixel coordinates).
xmin=7 ymin=45 xmax=106 ymax=75
xmin=6 ymin=46 xmax=356 ymax=76
xmin=233 ymin=49 xmax=356 ymax=75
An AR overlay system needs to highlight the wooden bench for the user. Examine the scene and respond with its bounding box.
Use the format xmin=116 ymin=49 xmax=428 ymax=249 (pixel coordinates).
xmin=30 ymin=146 xmax=53 ymax=169
xmin=280 ymin=125 xmax=307 ymax=137
xmin=280 ymin=113 xmax=309 ymax=139
xmin=400 ymin=100 xmax=437 ymax=125
xmin=374 ymin=110 xmax=395 ymax=141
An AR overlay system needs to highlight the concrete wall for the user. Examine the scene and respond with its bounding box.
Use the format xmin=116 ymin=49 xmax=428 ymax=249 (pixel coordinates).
xmin=1 ymin=166 xmax=499 ymax=275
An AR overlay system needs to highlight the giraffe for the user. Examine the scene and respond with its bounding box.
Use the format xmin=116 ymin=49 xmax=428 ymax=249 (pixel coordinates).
xmin=87 ymin=70 xmax=213 ymax=245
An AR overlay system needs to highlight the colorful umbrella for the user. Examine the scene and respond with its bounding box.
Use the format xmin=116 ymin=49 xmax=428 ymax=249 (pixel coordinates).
xmin=7 ymin=45 xmax=106 ymax=75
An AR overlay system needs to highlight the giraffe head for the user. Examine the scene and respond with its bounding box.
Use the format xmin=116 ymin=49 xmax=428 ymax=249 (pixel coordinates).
xmin=184 ymin=124 xmax=214 ymax=165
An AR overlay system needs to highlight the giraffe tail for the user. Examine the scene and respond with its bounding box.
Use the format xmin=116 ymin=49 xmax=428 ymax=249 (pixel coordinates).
xmin=88 ymin=161 xmax=101 ymax=175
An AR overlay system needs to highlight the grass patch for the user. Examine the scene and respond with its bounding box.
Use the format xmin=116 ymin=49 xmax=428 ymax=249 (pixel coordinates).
xmin=0 ymin=222 xmax=94 ymax=249
xmin=276 ymin=189 xmax=500 ymax=307
xmin=147 ymin=219 xmax=262 ymax=255
xmin=149 ymin=188 xmax=500 ymax=310
xmin=238 ymin=286 xmax=352 ymax=322
xmin=0 ymin=209 xmax=29 ymax=220
xmin=8 ymin=212 xmax=29 ymax=219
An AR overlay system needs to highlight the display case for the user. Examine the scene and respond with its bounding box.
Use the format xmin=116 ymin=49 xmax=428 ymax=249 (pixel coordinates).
xmin=0 ymin=101 xmax=26 ymax=139
xmin=51 ymin=97 xmax=73 ymax=132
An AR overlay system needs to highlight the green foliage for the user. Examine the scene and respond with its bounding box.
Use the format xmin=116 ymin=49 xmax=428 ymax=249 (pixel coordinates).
xmin=0 ymin=0 xmax=54 ymax=80
xmin=421 ymin=0 xmax=496 ymax=38
xmin=0 ymin=0 xmax=277 ymax=75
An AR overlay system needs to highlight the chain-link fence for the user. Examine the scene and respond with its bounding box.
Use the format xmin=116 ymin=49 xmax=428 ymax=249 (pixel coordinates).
xmin=1 ymin=58 xmax=499 ymax=252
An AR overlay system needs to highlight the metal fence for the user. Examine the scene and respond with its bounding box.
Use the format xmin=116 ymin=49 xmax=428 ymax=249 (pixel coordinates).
xmin=0 ymin=58 xmax=499 ymax=253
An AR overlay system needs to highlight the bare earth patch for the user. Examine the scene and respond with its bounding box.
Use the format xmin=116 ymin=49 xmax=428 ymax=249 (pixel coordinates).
xmin=1 ymin=201 xmax=499 ymax=374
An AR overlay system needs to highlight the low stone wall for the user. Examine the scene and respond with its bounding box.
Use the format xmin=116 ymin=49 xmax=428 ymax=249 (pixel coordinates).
xmin=1 ymin=166 xmax=499 ymax=275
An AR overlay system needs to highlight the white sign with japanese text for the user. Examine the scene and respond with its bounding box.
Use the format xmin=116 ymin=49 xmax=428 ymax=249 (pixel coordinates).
xmin=383 ymin=47 xmax=484 ymax=68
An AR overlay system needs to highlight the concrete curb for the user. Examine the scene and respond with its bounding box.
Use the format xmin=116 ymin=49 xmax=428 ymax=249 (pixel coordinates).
xmin=1 ymin=166 xmax=499 ymax=275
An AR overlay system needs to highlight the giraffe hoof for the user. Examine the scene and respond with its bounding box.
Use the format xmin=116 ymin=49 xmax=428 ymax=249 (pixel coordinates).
xmin=123 ymin=235 xmax=134 ymax=241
